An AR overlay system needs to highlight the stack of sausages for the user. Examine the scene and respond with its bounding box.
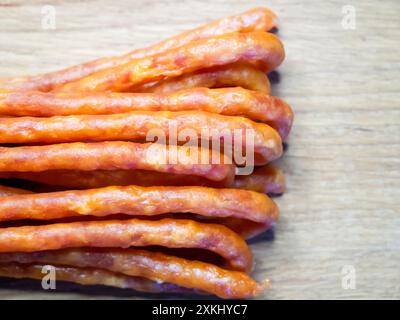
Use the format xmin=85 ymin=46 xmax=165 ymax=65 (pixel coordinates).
xmin=0 ymin=7 xmax=293 ymax=298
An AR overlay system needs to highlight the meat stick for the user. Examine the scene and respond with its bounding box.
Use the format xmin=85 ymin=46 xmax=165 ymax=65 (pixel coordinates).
xmin=0 ymin=87 xmax=292 ymax=140
xmin=132 ymin=64 xmax=271 ymax=94
xmin=0 ymin=248 xmax=266 ymax=298
xmin=0 ymin=218 xmax=252 ymax=272
xmin=0 ymin=141 xmax=234 ymax=182
xmin=0 ymin=164 xmax=285 ymax=195
xmin=0 ymin=8 xmax=277 ymax=92
xmin=0 ymin=111 xmax=282 ymax=165
xmin=0 ymin=262 xmax=195 ymax=294
xmin=0 ymin=186 xmax=279 ymax=231
xmin=57 ymin=32 xmax=284 ymax=93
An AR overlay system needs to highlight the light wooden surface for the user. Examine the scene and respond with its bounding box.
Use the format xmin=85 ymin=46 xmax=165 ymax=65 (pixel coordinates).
xmin=0 ymin=0 xmax=399 ymax=299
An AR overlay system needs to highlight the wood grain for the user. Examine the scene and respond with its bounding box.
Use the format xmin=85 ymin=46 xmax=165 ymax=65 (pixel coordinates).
xmin=0 ymin=0 xmax=399 ymax=299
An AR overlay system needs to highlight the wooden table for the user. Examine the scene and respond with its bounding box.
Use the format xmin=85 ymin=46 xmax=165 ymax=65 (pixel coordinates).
xmin=0 ymin=0 xmax=399 ymax=299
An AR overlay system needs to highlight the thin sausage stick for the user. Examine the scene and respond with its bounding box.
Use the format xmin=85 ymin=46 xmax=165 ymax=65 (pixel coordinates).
xmin=0 ymin=165 xmax=284 ymax=195
xmin=146 ymin=213 xmax=270 ymax=239
xmin=0 ymin=142 xmax=234 ymax=182
xmin=0 ymin=111 xmax=282 ymax=165
xmin=0 ymin=248 xmax=266 ymax=298
xmin=0 ymin=87 xmax=293 ymax=140
xmin=0 ymin=262 xmax=193 ymax=294
xmin=0 ymin=8 xmax=277 ymax=92
xmin=132 ymin=64 xmax=271 ymax=94
xmin=57 ymin=32 xmax=284 ymax=93
xmin=0 ymin=183 xmax=279 ymax=239
xmin=0 ymin=186 xmax=279 ymax=230
xmin=0 ymin=218 xmax=252 ymax=272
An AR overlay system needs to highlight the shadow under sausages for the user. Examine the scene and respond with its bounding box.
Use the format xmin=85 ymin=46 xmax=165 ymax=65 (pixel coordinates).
xmin=0 ymin=278 xmax=215 ymax=300
xmin=247 ymin=228 xmax=275 ymax=245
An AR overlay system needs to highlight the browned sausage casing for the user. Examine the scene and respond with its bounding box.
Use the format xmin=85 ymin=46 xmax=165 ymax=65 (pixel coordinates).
xmin=0 ymin=111 xmax=282 ymax=165
xmin=0 ymin=8 xmax=277 ymax=92
xmin=132 ymin=64 xmax=271 ymax=94
xmin=0 ymin=262 xmax=195 ymax=294
xmin=0 ymin=164 xmax=285 ymax=195
xmin=0 ymin=87 xmax=293 ymax=140
xmin=0 ymin=218 xmax=252 ymax=272
xmin=57 ymin=32 xmax=284 ymax=93
xmin=0 ymin=142 xmax=235 ymax=182
xmin=0 ymin=186 xmax=279 ymax=231
xmin=0 ymin=248 xmax=266 ymax=298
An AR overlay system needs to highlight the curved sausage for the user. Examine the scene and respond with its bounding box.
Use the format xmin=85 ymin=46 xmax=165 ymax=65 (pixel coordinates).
xmin=57 ymin=32 xmax=284 ymax=93
xmin=0 ymin=218 xmax=252 ymax=272
xmin=0 ymin=141 xmax=235 ymax=182
xmin=0 ymin=8 xmax=277 ymax=92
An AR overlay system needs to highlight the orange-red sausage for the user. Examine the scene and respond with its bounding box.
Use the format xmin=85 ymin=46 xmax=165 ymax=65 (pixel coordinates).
xmin=133 ymin=64 xmax=271 ymax=94
xmin=0 ymin=262 xmax=194 ymax=294
xmin=0 ymin=180 xmax=280 ymax=239
xmin=0 ymin=248 xmax=266 ymax=298
xmin=0 ymin=87 xmax=292 ymax=140
xmin=0 ymin=186 xmax=279 ymax=231
xmin=0 ymin=8 xmax=277 ymax=92
xmin=0 ymin=164 xmax=284 ymax=195
xmin=0 ymin=111 xmax=282 ymax=165
xmin=57 ymin=32 xmax=284 ymax=93
xmin=0 ymin=142 xmax=234 ymax=182
xmin=0 ymin=218 xmax=252 ymax=272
